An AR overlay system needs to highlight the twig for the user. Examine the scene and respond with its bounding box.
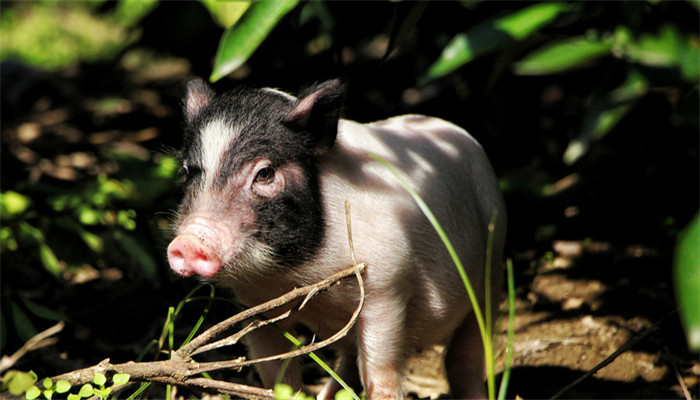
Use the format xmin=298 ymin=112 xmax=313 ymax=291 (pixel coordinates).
xmin=0 ymin=321 xmax=64 ymax=374
xmin=664 ymin=346 xmax=692 ymax=400
xmin=550 ymin=309 xmax=677 ymax=399
xmin=47 ymin=264 xmax=365 ymax=400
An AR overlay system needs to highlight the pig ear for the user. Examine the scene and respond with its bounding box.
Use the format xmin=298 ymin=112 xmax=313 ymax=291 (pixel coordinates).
xmin=283 ymin=79 xmax=345 ymax=149
xmin=184 ymin=78 xmax=214 ymax=123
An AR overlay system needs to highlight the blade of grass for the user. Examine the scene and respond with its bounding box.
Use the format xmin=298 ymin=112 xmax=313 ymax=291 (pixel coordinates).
xmin=278 ymin=329 xmax=361 ymax=400
xmin=369 ymin=153 xmax=495 ymax=399
xmin=180 ymin=285 xmax=216 ymax=347
xmin=497 ymin=259 xmax=515 ymax=400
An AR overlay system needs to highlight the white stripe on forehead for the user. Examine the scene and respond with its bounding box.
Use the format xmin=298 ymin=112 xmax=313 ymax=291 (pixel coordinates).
xmin=199 ymin=117 xmax=238 ymax=188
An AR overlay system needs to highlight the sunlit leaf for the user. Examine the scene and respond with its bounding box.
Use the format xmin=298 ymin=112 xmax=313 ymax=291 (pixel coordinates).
xmin=674 ymin=213 xmax=700 ymax=351
xmin=624 ymin=24 xmax=682 ymax=68
xmin=55 ymin=380 xmax=71 ymax=394
xmin=26 ymin=386 xmax=41 ymax=400
xmin=112 ymin=373 xmax=130 ymax=386
xmin=93 ymin=373 xmax=106 ymax=387
xmin=109 ymin=0 xmax=158 ymax=27
xmin=210 ymin=0 xmax=299 ymax=82
xmin=2 ymin=370 xmax=37 ymax=395
xmin=679 ymin=36 xmax=700 ymax=81
xmin=564 ymin=68 xmax=647 ymax=164
xmin=43 ymin=378 xmax=53 ymax=389
xmin=335 ymin=389 xmax=355 ymax=400
xmin=514 ymin=36 xmax=611 ymax=75
xmin=274 ymin=384 xmax=293 ymax=400
xmin=39 ymin=244 xmax=61 ymax=276
xmin=495 ymin=2 xmax=570 ymax=41
xmin=200 ymin=0 xmax=250 ymax=28
xmin=0 ymin=191 xmax=31 ymax=219
xmin=423 ymin=3 xmax=569 ymax=82
xmin=79 ymin=383 xmax=94 ymax=397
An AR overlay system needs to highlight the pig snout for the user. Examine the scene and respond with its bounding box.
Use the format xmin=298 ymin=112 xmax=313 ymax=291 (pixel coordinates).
xmin=168 ymin=233 xmax=221 ymax=278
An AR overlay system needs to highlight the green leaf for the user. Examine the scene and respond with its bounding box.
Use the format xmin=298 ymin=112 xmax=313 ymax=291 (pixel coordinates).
xmin=67 ymin=394 xmax=82 ymax=400
xmin=43 ymin=388 xmax=54 ymax=400
xmin=10 ymin=300 xmax=38 ymax=342
xmin=674 ymin=213 xmax=700 ymax=351
xmin=112 ymin=373 xmax=130 ymax=386
xmin=423 ymin=3 xmax=569 ymax=82
xmin=334 ymin=389 xmax=355 ymax=400
xmin=42 ymin=378 xmax=53 ymax=390
xmin=112 ymin=230 xmax=157 ymax=279
xmin=210 ymin=0 xmax=299 ymax=82
xmin=274 ymin=384 xmax=293 ymax=400
xmin=495 ymin=2 xmax=570 ymax=41
xmin=384 ymin=1 xmax=429 ymax=60
xmin=200 ymin=0 xmax=250 ymax=28
xmin=55 ymin=380 xmax=71 ymax=394
xmin=93 ymin=373 xmax=106 ymax=387
xmin=624 ymin=24 xmax=682 ymax=68
xmin=0 ymin=191 xmax=31 ymax=219
xmin=26 ymin=386 xmax=42 ymax=400
xmin=39 ymin=243 xmax=61 ymax=276
xmin=78 ymin=383 xmax=94 ymax=397
xmin=109 ymin=0 xmax=158 ymax=27
xmin=21 ymin=299 xmax=65 ymax=322
xmin=563 ymin=68 xmax=647 ymax=165
xmin=514 ymin=36 xmax=611 ymax=75
xmin=1 ymin=370 xmax=37 ymax=395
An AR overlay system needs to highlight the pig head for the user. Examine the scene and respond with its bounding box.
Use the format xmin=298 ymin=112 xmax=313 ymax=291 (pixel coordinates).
xmin=167 ymin=78 xmax=507 ymax=400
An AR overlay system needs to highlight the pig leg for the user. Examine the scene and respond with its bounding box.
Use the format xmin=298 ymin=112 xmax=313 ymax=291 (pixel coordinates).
xmin=244 ymin=324 xmax=302 ymax=390
xmin=445 ymin=313 xmax=487 ymax=399
xmin=316 ymin=351 xmax=361 ymax=400
xmin=356 ymin=296 xmax=408 ymax=400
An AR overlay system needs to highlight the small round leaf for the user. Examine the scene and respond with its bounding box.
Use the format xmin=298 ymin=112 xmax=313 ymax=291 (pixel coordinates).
xmin=42 ymin=378 xmax=53 ymax=389
xmin=25 ymin=386 xmax=42 ymax=400
xmin=93 ymin=373 xmax=106 ymax=386
xmin=112 ymin=373 xmax=130 ymax=386
xmin=55 ymin=380 xmax=71 ymax=393
xmin=79 ymin=383 xmax=94 ymax=397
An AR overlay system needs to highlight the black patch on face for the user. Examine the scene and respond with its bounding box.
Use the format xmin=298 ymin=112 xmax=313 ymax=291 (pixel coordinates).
xmin=254 ymin=169 xmax=325 ymax=266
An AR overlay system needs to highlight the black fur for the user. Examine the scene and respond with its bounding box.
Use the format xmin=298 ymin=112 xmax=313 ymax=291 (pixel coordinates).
xmin=178 ymin=79 xmax=345 ymax=268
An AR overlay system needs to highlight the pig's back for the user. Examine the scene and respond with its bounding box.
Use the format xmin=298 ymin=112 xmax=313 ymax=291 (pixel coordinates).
xmin=309 ymin=115 xmax=505 ymax=337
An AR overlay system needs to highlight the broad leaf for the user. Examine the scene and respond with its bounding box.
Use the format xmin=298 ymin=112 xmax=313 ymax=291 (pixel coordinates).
xmin=674 ymin=213 xmax=700 ymax=351
xmin=514 ymin=36 xmax=611 ymax=75
xmin=200 ymin=0 xmax=250 ymax=28
xmin=563 ymin=68 xmax=648 ymax=164
xmin=210 ymin=0 xmax=299 ymax=82
xmin=424 ymin=2 xmax=569 ymax=81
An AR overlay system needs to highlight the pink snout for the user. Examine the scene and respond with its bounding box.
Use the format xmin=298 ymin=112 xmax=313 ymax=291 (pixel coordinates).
xmin=168 ymin=233 xmax=222 ymax=278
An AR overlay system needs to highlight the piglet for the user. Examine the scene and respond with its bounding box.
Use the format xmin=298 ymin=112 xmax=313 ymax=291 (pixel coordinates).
xmin=167 ymin=78 xmax=506 ymax=400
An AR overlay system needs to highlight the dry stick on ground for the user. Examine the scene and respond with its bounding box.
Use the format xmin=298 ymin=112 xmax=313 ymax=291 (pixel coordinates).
xmin=0 ymin=322 xmax=65 ymax=374
xmin=44 ymin=264 xmax=365 ymax=400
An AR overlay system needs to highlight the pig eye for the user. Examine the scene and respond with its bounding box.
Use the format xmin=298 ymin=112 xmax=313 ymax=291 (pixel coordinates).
xmin=254 ymin=166 xmax=275 ymax=183
xmin=181 ymin=164 xmax=202 ymax=182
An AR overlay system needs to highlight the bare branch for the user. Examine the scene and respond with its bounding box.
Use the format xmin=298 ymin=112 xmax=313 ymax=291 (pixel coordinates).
xmin=43 ymin=264 xmax=365 ymax=399
xmin=0 ymin=321 xmax=64 ymax=374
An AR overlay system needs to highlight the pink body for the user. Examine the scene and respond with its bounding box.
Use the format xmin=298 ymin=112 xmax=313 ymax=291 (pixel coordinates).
xmin=168 ymin=83 xmax=506 ymax=399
